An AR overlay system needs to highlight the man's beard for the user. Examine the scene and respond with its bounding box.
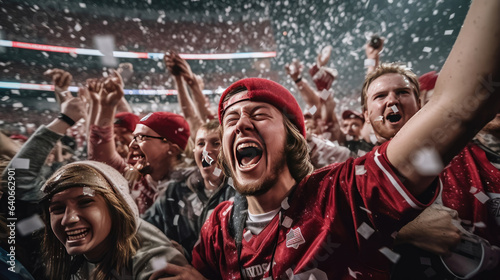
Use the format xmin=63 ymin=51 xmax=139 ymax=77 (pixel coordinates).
xmin=231 ymin=150 xmax=287 ymax=197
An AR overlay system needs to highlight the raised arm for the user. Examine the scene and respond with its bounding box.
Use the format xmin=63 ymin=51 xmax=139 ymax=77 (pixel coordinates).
xmin=88 ymin=71 xmax=128 ymax=170
xmin=44 ymin=68 xmax=73 ymax=105
xmin=388 ymin=0 xmax=500 ymax=196
xmin=285 ymin=59 xmax=321 ymax=109
xmin=165 ymin=51 xmax=203 ymax=137
xmin=365 ymin=35 xmax=384 ymax=75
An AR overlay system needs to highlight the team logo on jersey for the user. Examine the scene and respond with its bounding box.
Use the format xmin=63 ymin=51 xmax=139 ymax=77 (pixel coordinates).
xmin=286 ymin=227 xmax=305 ymax=249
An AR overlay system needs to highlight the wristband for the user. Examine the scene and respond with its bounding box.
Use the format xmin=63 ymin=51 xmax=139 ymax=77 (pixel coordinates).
xmin=58 ymin=113 xmax=75 ymax=126
xmin=294 ymin=76 xmax=303 ymax=84
xmin=364 ymin=58 xmax=376 ymax=67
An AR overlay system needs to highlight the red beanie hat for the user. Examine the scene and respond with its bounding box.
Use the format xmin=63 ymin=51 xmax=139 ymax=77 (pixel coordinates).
xmin=218 ymin=78 xmax=306 ymax=137
xmin=139 ymin=112 xmax=190 ymax=150
xmin=419 ymin=71 xmax=439 ymax=91
xmin=114 ymin=112 xmax=140 ymax=133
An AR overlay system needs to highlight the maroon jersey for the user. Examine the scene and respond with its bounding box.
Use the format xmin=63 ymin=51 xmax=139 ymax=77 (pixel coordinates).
xmin=192 ymin=141 xmax=438 ymax=280
xmin=440 ymin=143 xmax=500 ymax=240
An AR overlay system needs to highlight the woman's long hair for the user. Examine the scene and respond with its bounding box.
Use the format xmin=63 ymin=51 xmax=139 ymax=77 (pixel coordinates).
xmin=41 ymin=164 xmax=139 ymax=280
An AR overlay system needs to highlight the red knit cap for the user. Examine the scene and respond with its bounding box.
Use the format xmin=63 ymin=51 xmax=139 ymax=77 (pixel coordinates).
xmin=218 ymin=78 xmax=306 ymax=137
xmin=419 ymin=71 xmax=438 ymax=91
xmin=139 ymin=112 xmax=190 ymax=150
xmin=114 ymin=112 xmax=140 ymax=133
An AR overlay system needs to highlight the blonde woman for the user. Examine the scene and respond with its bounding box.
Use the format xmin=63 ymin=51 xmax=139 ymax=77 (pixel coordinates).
xmin=40 ymin=161 xmax=187 ymax=280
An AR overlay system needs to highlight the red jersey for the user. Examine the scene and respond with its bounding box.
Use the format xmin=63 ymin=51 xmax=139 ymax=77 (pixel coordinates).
xmin=192 ymin=141 xmax=437 ymax=280
xmin=440 ymin=143 xmax=500 ymax=240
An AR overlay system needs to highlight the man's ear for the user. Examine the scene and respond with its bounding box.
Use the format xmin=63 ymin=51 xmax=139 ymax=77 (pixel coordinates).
xmin=363 ymin=110 xmax=370 ymax=124
xmin=168 ymin=143 xmax=183 ymax=156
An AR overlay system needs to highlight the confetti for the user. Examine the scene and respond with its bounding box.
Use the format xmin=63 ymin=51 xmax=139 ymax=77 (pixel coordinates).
xmin=213 ymin=168 xmax=222 ymax=177
xmin=348 ymin=267 xmax=362 ymax=279
xmin=93 ymin=35 xmax=117 ymax=67
xmin=285 ymin=268 xmax=294 ymax=279
xmin=11 ymin=90 xmax=20 ymax=95
xmin=420 ymin=257 xmax=431 ymax=266
xmin=282 ymin=216 xmax=293 ymax=228
xmin=410 ymin=147 xmax=444 ymax=176
xmin=227 ymin=177 xmax=234 ymax=187
xmin=374 ymin=115 xmax=383 ymax=122
xmin=151 ymin=257 xmax=167 ymax=271
xmin=74 ymin=23 xmax=82 ymax=32
xmin=46 ymin=97 xmax=56 ymax=102
xmin=357 ymin=222 xmax=375 ymax=240
xmin=12 ymin=102 xmax=23 ymax=108
xmin=469 ymin=186 xmax=478 ymax=194
xmin=308 ymin=105 xmax=317 ymax=115
xmin=355 ymin=165 xmax=366 ymax=175
xmin=359 ymin=206 xmax=372 ymax=214
xmin=79 ymin=3 xmax=87 ymax=8
xmin=379 ymin=247 xmax=401 ymax=263
xmin=357 ymin=150 xmax=367 ymax=157
xmin=422 ymin=47 xmax=432 ymax=53
xmin=424 ymin=267 xmax=436 ymax=277
xmin=281 ymin=197 xmax=290 ymax=210
xmin=390 ymin=105 xmax=399 ymax=113
xmin=474 ymin=222 xmax=486 ymax=228
xmin=11 ymin=158 xmax=30 ymax=169
xmin=444 ymin=30 xmax=453 ymax=35
xmin=17 ymin=214 xmax=45 ymax=236
xmin=178 ymin=200 xmax=185 ymax=208
xmin=243 ymin=230 xmax=253 ymax=242
xmin=82 ymin=186 xmax=95 ymax=196
xmin=474 ymin=191 xmax=490 ymax=204
xmin=320 ymin=89 xmax=331 ymax=100
xmin=173 ymin=214 xmax=179 ymax=226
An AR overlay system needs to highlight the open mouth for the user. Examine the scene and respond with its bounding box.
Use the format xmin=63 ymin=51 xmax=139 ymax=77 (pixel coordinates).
xmin=236 ymin=142 xmax=263 ymax=168
xmin=66 ymin=228 xmax=89 ymax=241
xmin=202 ymin=158 xmax=213 ymax=168
xmin=386 ymin=113 xmax=402 ymax=123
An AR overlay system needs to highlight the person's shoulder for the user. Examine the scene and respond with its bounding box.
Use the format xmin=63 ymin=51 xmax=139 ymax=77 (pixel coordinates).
xmin=201 ymin=200 xmax=234 ymax=231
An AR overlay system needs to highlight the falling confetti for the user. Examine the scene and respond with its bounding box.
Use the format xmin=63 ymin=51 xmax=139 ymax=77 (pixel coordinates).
xmin=379 ymin=247 xmax=401 ymax=263
xmin=150 ymin=257 xmax=167 ymax=271
xmin=243 ymin=230 xmax=252 ymax=242
xmin=474 ymin=191 xmax=490 ymax=204
xmin=213 ymin=168 xmax=222 ymax=177
xmin=82 ymin=186 xmax=95 ymax=196
xmin=11 ymin=158 xmax=30 ymax=169
xmin=282 ymin=216 xmax=293 ymax=228
xmin=410 ymin=147 xmax=444 ymax=176
xmin=281 ymin=197 xmax=290 ymax=210
xmin=355 ymin=165 xmax=367 ymax=175
xmin=173 ymin=214 xmax=180 ymax=226
xmin=17 ymin=214 xmax=45 ymax=236
xmin=357 ymin=222 xmax=375 ymax=239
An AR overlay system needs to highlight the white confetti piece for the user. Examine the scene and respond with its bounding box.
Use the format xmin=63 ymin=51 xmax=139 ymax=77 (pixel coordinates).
xmin=379 ymin=247 xmax=401 ymax=263
xmin=282 ymin=216 xmax=293 ymax=228
xmin=412 ymin=37 xmax=419 ymax=43
xmin=167 ymin=198 xmax=175 ymax=202
xmin=449 ymin=13 xmax=455 ymax=20
xmin=82 ymin=186 xmax=95 ymax=196
xmin=93 ymin=35 xmax=117 ymax=67
xmin=357 ymin=150 xmax=367 ymax=157
xmin=1 ymin=96 xmax=9 ymax=101
xmin=374 ymin=115 xmax=383 ymax=122
xmin=424 ymin=267 xmax=436 ymax=277
xmin=46 ymin=97 xmax=56 ymax=102
xmin=410 ymin=147 xmax=444 ymax=176
xmin=17 ymin=214 xmax=45 ymax=236
xmin=469 ymin=186 xmax=477 ymax=194
xmin=308 ymin=105 xmax=317 ymax=115
xmin=359 ymin=206 xmax=372 ymax=214
xmin=281 ymin=197 xmax=290 ymax=210
xmin=12 ymin=102 xmax=23 ymax=108
xmin=320 ymin=89 xmax=331 ymax=100
xmin=357 ymin=222 xmax=375 ymax=240
xmin=391 ymin=231 xmax=398 ymax=239
xmin=74 ymin=23 xmax=82 ymax=32
xmin=420 ymin=257 xmax=431 ymax=266
xmin=227 ymin=177 xmax=234 ymax=187
xmin=444 ymin=30 xmax=453 ymax=35
xmin=422 ymin=47 xmax=432 ymax=53
xmin=474 ymin=191 xmax=490 ymax=204
xmin=79 ymin=3 xmax=87 ymax=8
xmin=213 ymin=168 xmax=222 ymax=177
xmin=243 ymin=230 xmax=253 ymax=242
xmin=474 ymin=222 xmax=486 ymax=228
xmin=348 ymin=267 xmax=362 ymax=279
xmin=286 ymin=268 xmax=294 ymax=279
xmin=151 ymin=257 xmax=167 ymax=271
xmin=390 ymin=105 xmax=399 ymax=113
xmin=173 ymin=214 xmax=179 ymax=226
xmin=355 ymin=165 xmax=366 ymax=175
xmin=178 ymin=200 xmax=185 ymax=208
xmin=11 ymin=158 xmax=30 ymax=169
xmin=11 ymin=90 xmax=20 ymax=95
